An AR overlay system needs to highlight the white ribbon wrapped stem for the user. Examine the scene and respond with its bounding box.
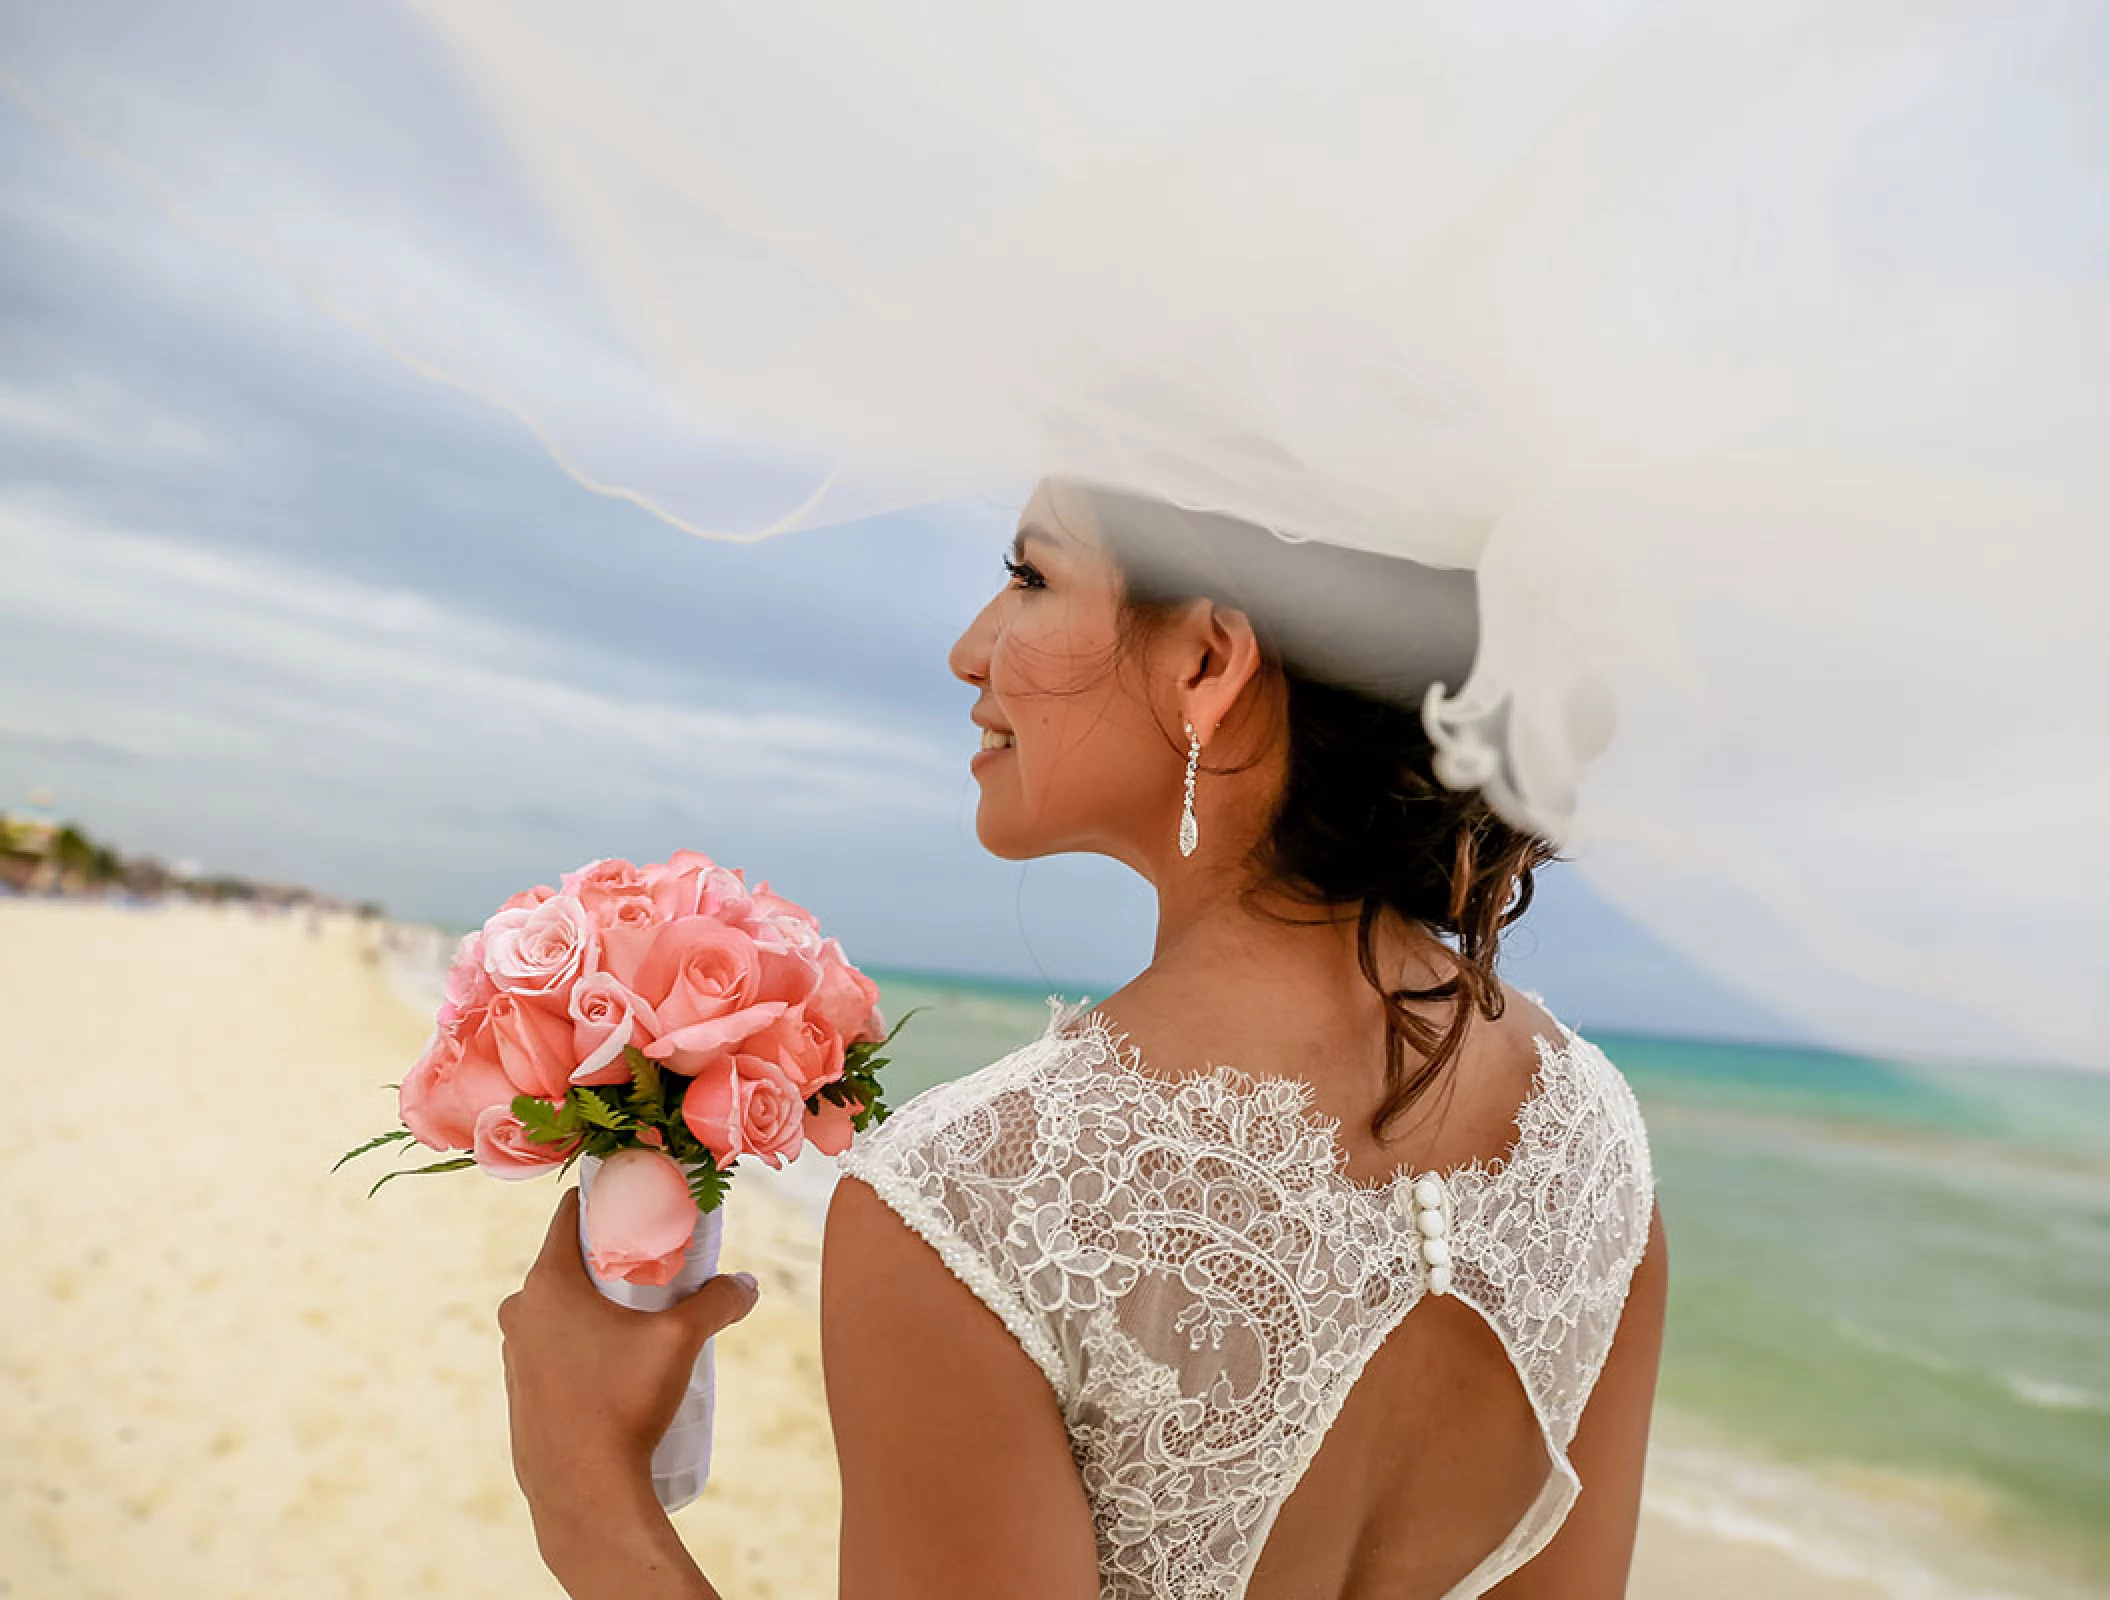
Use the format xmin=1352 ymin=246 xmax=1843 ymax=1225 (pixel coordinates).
xmin=574 ymin=1153 xmax=725 ymax=1513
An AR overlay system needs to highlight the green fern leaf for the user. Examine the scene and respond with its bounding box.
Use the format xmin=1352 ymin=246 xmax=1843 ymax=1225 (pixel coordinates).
xmin=512 ymin=1095 xmax=569 ymax=1142
xmin=332 ymin=1128 xmax=415 ymax=1172
xmin=685 ymin=1155 xmax=732 ymax=1214
xmin=572 ymin=1087 xmax=630 ymax=1131
xmin=625 ymin=1047 xmax=664 ymax=1115
xmin=368 ymin=1156 xmax=476 ymax=1197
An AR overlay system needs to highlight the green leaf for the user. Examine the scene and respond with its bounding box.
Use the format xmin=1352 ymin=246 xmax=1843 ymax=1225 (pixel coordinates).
xmin=686 ymin=1154 xmax=732 ymax=1214
xmin=368 ymin=1156 xmax=476 ymax=1197
xmin=624 ymin=1046 xmax=664 ymax=1116
xmin=512 ymin=1094 xmax=569 ymax=1142
xmin=812 ymin=1067 xmax=890 ymax=1134
xmin=571 ymin=1087 xmax=630 ymax=1131
xmin=332 ymin=1129 xmax=415 ymax=1172
xmin=839 ymin=1008 xmax=924 ymax=1072
xmin=662 ymin=1119 xmax=706 ymax=1165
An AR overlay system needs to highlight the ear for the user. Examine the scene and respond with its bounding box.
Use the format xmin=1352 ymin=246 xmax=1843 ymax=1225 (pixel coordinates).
xmin=1176 ymin=599 xmax=1265 ymax=744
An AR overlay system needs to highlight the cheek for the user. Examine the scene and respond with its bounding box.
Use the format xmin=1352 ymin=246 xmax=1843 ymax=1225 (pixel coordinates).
xmin=993 ymin=641 xmax=1089 ymax=754
xmin=989 ymin=591 xmax=1115 ymax=702
xmin=986 ymin=596 xmax=1140 ymax=795
xmin=987 ymin=611 xmax=1057 ymax=697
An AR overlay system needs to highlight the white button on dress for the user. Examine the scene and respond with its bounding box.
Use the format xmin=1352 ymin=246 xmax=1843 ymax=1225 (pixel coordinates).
xmin=1408 ymin=1173 xmax=1454 ymax=1295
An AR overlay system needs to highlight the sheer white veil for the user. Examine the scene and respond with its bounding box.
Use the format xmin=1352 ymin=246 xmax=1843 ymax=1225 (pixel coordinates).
xmin=5 ymin=0 xmax=2104 ymax=1066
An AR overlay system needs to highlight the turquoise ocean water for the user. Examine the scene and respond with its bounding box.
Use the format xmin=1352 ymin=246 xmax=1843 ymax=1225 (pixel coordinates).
xmin=865 ymin=967 xmax=2110 ymax=1598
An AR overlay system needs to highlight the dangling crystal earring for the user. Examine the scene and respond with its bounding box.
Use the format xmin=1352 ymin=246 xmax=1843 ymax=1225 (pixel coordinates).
xmin=1178 ymin=722 xmax=1201 ymax=857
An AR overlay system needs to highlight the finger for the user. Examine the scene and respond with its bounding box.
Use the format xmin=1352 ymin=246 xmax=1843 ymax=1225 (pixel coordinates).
xmin=530 ymin=1186 xmax=588 ymax=1281
xmin=673 ymin=1271 xmax=760 ymax=1349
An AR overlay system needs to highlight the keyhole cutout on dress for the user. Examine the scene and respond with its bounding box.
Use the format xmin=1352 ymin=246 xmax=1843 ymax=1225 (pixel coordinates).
xmin=1240 ymin=1291 xmax=1548 ymax=1600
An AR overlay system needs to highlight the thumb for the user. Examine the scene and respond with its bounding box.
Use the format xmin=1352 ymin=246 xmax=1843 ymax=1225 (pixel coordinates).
xmin=674 ymin=1270 xmax=760 ymax=1347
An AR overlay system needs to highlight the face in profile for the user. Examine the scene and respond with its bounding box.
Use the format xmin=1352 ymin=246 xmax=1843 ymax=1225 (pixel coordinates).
xmin=946 ymin=480 xmax=1192 ymax=872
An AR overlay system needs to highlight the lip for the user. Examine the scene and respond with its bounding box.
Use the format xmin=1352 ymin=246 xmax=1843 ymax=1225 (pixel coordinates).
xmin=970 ymin=711 xmax=1015 ymax=772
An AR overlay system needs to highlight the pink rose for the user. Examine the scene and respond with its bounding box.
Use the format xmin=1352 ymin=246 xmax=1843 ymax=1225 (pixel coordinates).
xmin=488 ymin=990 xmax=578 ymax=1100
xmin=583 ymin=1149 xmax=698 ymax=1286
xmin=438 ymin=931 xmax=494 ymax=1026
xmin=812 ymin=938 xmax=885 ymax=1044
xmin=682 ymin=1051 xmax=807 ymax=1170
xmin=471 ymin=1104 xmax=578 ymax=1179
xmin=562 ymin=858 xmax=661 ymax=937
xmin=445 ymin=989 xmax=494 ymax=1049
xmin=803 ymin=1092 xmax=862 ymax=1158
xmin=748 ymin=880 xmax=820 ymax=935
xmin=633 ymin=918 xmax=787 ymax=1075
xmin=398 ymin=1022 xmax=517 ymax=1151
xmin=598 ymin=920 xmax=657 ymax=991
xmin=482 ymin=894 xmax=596 ymax=999
xmin=745 ymin=881 xmax=826 ymax=964
xmin=642 ymin=850 xmax=719 ymax=917
xmin=560 ymin=856 xmax=642 ymax=902
xmin=741 ymin=894 xmax=828 ymax=1016
xmin=567 ymin=970 xmax=660 ymax=1087
xmin=645 ymin=853 xmax=757 ymax=926
xmin=743 ymin=1006 xmax=845 ymax=1099
xmin=753 ymin=940 xmax=823 ymax=1011
xmin=499 ymin=884 xmax=556 ymax=913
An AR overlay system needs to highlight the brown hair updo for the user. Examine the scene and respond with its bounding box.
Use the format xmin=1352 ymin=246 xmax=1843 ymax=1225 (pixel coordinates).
xmin=1079 ymin=481 xmax=1564 ymax=1144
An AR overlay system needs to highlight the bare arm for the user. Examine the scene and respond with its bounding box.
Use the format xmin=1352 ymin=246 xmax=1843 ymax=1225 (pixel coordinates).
xmin=532 ymin=1465 xmax=722 ymax=1600
xmin=1487 ymin=1200 xmax=1670 ymax=1600
xmin=507 ymin=1177 xmax=1100 ymax=1600
xmin=823 ymin=1174 xmax=1103 ymax=1600
xmin=500 ymin=1188 xmax=740 ymax=1600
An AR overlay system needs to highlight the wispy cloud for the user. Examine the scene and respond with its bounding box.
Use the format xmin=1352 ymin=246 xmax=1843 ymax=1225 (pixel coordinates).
xmin=4 ymin=0 xmax=2099 ymax=1068
xmin=3 ymin=490 xmax=964 ymax=856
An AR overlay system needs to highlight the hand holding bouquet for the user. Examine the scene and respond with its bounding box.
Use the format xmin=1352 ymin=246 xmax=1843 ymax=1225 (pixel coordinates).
xmin=340 ymin=850 xmax=904 ymax=1509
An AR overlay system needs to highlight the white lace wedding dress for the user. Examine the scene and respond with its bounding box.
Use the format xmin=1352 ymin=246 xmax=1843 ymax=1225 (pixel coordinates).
xmin=835 ymin=993 xmax=1656 ymax=1599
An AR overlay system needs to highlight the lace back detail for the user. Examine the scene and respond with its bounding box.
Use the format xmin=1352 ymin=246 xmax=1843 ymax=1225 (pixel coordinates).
xmin=834 ymin=992 xmax=1656 ymax=1600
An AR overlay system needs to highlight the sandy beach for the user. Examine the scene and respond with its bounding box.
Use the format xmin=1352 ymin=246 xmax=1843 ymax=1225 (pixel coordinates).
xmin=0 ymin=898 xmax=1896 ymax=1598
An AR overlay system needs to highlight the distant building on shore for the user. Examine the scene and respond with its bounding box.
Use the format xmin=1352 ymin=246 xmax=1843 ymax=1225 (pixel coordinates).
xmin=0 ymin=788 xmax=62 ymax=892
xmin=0 ymin=790 xmax=378 ymax=914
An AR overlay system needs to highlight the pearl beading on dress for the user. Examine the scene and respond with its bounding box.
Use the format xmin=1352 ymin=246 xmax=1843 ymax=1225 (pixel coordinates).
xmin=1406 ymin=1173 xmax=1454 ymax=1296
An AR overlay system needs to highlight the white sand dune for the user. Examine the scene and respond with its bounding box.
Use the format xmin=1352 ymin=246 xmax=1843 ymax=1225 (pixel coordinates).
xmin=0 ymin=899 xmax=1882 ymax=1598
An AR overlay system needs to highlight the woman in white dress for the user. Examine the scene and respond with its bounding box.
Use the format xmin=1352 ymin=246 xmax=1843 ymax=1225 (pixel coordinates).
xmin=496 ymin=477 xmax=1667 ymax=1600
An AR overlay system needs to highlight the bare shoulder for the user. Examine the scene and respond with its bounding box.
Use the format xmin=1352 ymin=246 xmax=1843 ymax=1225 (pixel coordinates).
xmin=820 ymin=1176 xmax=1101 ymax=1600
xmin=1496 ymin=979 xmax=1566 ymax=1048
xmin=1487 ymin=1200 xmax=1669 ymax=1600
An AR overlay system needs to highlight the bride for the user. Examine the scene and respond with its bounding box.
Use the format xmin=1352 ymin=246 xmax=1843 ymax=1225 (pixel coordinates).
xmin=495 ymin=476 xmax=1664 ymax=1599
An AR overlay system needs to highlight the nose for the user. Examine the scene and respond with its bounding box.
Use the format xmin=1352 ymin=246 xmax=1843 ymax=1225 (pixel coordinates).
xmin=948 ymin=591 xmax=1000 ymax=688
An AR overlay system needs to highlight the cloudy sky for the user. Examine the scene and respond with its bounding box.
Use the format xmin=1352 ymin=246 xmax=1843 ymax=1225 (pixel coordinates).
xmin=4 ymin=1 xmax=2099 ymax=1066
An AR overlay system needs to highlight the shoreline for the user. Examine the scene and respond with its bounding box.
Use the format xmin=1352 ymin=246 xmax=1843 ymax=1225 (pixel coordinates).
xmin=0 ymin=898 xmax=2054 ymax=1598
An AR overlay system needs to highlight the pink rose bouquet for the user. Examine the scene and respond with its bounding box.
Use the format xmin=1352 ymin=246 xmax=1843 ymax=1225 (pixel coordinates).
xmin=338 ymin=851 xmax=908 ymax=1509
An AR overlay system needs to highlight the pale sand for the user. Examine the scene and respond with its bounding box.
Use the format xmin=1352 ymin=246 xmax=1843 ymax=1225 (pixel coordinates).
xmin=0 ymin=899 xmax=1881 ymax=1598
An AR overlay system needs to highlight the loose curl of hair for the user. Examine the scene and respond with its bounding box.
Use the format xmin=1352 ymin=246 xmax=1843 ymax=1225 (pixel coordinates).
xmin=1102 ymin=522 xmax=1566 ymax=1146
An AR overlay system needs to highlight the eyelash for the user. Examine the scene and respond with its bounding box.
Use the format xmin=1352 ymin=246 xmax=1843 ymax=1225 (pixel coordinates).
xmin=1002 ymin=555 xmax=1046 ymax=591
